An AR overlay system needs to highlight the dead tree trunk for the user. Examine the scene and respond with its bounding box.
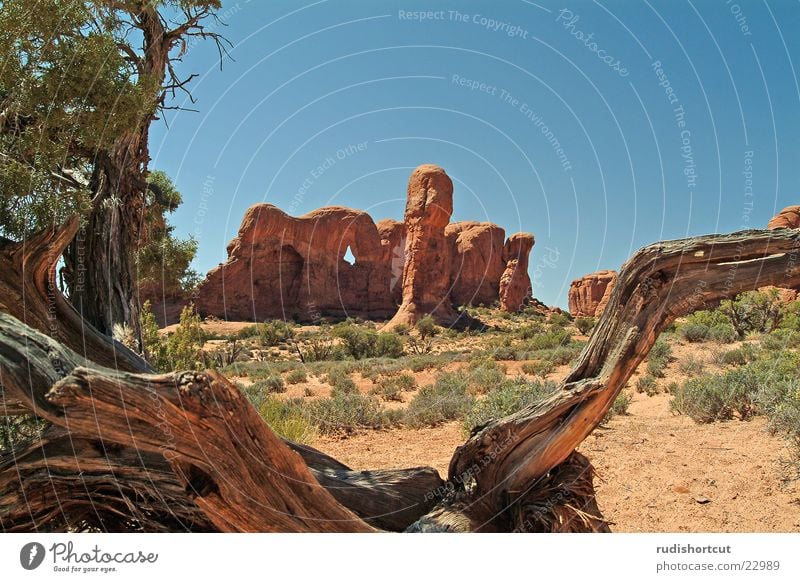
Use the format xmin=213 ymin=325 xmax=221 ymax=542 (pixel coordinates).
xmin=4 ymin=221 xmax=800 ymax=532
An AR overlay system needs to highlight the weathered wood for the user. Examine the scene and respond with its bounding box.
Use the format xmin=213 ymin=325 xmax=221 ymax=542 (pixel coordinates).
xmin=437 ymin=228 xmax=800 ymax=529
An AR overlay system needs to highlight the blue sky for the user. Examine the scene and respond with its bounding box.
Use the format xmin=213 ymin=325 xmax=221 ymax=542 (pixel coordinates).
xmin=149 ymin=0 xmax=800 ymax=308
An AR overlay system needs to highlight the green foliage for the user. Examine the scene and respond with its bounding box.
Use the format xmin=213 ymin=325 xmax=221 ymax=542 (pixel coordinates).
xmin=645 ymin=339 xmax=672 ymax=378
xmin=681 ymin=323 xmax=709 ymax=343
xmin=522 ymin=360 xmax=555 ymax=378
xmin=405 ymin=373 xmax=475 ymax=428
xmin=415 ymin=315 xmax=438 ymax=340
xmin=285 ymin=368 xmax=307 ymax=384
xmin=257 ymin=320 xmax=295 ymax=347
xmin=548 ymin=312 xmax=571 ymax=327
xmin=718 ymin=290 xmax=782 ymax=339
xmin=141 ymin=302 xmax=206 ymax=372
xmin=678 ymin=356 xmax=705 ymax=377
xmin=252 ymin=376 xmax=286 ymax=395
xmin=463 ymin=377 xmax=556 ymax=433
xmin=297 ymin=325 xmax=338 ymax=362
xmin=602 ymin=391 xmax=633 ymax=424
xmin=333 ymin=323 xmax=404 ymax=359
xmin=707 ymin=324 xmax=737 ymax=344
xmin=305 ymin=392 xmax=391 ymax=434
xmin=257 ymin=398 xmax=316 ymax=444
xmin=635 ymin=374 xmax=659 ymax=396
xmin=575 ymin=316 xmax=597 ymax=335
xmin=714 ymin=343 xmax=758 ymax=367
xmin=325 ymin=366 xmax=357 ymax=395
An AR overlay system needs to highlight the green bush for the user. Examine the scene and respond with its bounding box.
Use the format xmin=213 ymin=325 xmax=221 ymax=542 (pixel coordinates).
xmin=258 ymin=398 xmax=316 ymax=443
xmin=548 ymin=312 xmax=572 ymax=327
xmin=645 ymin=339 xmax=672 ymax=378
xmin=635 ymin=374 xmax=659 ymax=396
xmin=521 ymin=360 xmax=555 ymax=378
xmin=252 ymin=375 xmax=286 ymax=394
xmin=670 ymin=376 xmax=734 ymax=423
xmin=405 ymin=373 xmax=474 ymax=428
xmin=257 ymin=320 xmax=294 ymax=347
xmin=575 ymin=316 xmax=597 ymax=335
xmin=681 ymin=323 xmax=709 ymax=343
xmin=719 ymin=290 xmax=782 ymax=339
xmin=602 ymin=390 xmax=633 ymax=424
xmin=306 ymin=393 xmax=390 ymax=434
xmin=375 ymin=332 xmax=405 ymax=358
xmin=325 ymin=366 xmax=357 ymax=395
xmin=523 ymin=328 xmax=573 ymax=351
xmin=708 ymin=324 xmax=737 ymax=344
xmin=286 ymin=368 xmax=307 ymax=384
xmin=678 ymin=356 xmax=705 ymax=377
xmin=683 ymin=309 xmax=731 ymax=329
xmin=463 ymin=377 xmax=556 ymax=433
xmin=371 ymin=372 xmax=417 ymax=402
xmin=714 ymin=343 xmax=758 ymax=367
xmin=415 ymin=315 xmax=439 ymax=341
xmin=141 ymin=302 xmax=206 ymax=372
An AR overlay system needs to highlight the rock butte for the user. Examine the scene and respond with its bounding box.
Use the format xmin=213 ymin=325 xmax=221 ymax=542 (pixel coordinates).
xmin=568 ymin=269 xmax=617 ymax=318
xmin=190 ymin=165 xmax=535 ymax=324
xmin=566 ymin=204 xmax=800 ymax=320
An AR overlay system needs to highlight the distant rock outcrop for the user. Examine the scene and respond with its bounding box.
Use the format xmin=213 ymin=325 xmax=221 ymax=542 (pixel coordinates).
xmin=568 ymin=270 xmax=617 ymax=318
xmin=193 ymin=165 xmax=536 ymax=323
xmin=386 ymin=164 xmax=459 ymax=328
xmin=499 ymin=233 xmax=534 ymax=312
xmin=767 ymin=206 xmax=800 ymax=230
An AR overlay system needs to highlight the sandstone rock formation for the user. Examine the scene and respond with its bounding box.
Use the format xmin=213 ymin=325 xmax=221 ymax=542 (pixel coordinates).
xmin=192 ymin=165 xmax=536 ymax=324
xmin=446 ymin=221 xmax=507 ymax=307
xmin=568 ymin=270 xmax=617 ymax=318
xmin=767 ymin=206 xmax=800 ymax=230
xmin=195 ymin=205 xmax=396 ymax=321
xmin=499 ymin=232 xmax=535 ymax=312
xmin=386 ymin=164 xmax=459 ymax=328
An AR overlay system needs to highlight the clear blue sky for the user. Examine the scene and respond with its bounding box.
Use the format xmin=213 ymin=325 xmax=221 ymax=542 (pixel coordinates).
xmin=149 ymin=0 xmax=800 ymax=309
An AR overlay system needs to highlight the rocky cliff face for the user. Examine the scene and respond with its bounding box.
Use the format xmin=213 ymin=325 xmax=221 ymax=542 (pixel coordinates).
xmin=767 ymin=206 xmax=800 ymax=230
xmin=193 ymin=165 xmax=536 ymax=323
xmin=568 ymin=270 xmax=617 ymax=317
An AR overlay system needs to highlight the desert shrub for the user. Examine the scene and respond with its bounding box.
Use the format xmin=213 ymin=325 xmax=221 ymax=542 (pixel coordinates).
xmin=257 ymin=320 xmax=294 ymax=347
xmin=392 ymin=323 xmax=411 ymax=335
xmin=141 ymin=302 xmax=206 ymax=372
xmin=516 ymin=323 xmax=546 ymax=340
xmin=375 ymin=332 xmax=405 ymax=358
xmin=707 ymin=324 xmax=737 ymax=344
xmin=522 ymin=360 xmax=554 ymax=378
xmin=602 ymin=390 xmax=633 ymax=424
xmin=334 ymin=323 xmax=377 ymax=359
xmin=371 ymin=372 xmax=416 ymax=403
xmin=490 ymin=344 xmax=518 ymax=361
xmin=415 ymin=315 xmax=438 ymax=340
xmin=719 ymin=289 xmax=782 ymax=339
xmin=635 ymin=374 xmax=659 ymax=396
xmin=670 ymin=363 xmax=762 ymax=423
xmin=325 ymin=366 xmax=357 ymax=395
xmin=681 ymin=323 xmax=709 ymax=343
xmin=548 ymin=312 xmax=571 ymax=327
xmin=575 ymin=316 xmax=597 ymax=335
xmin=286 ymin=368 xmax=307 ymax=384
xmin=665 ymin=381 xmax=680 ymax=394
xmin=305 ymin=392 xmax=389 ymax=434
xmin=404 ymin=373 xmax=474 ymax=428
xmin=524 ymin=328 xmax=573 ymax=351
xmin=645 ymin=339 xmax=672 ymax=378
xmin=252 ymin=375 xmax=286 ymax=394
xmin=466 ymin=364 xmax=506 ymax=395
xmin=714 ymin=343 xmax=758 ymax=367
xmin=683 ymin=309 xmax=731 ymax=329
xmin=678 ymin=355 xmax=705 ymax=377
xmin=303 ymin=387 xmax=315 ymax=397
xmin=407 ymin=354 xmax=442 ymax=372
xmin=298 ymin=325 xmax=339 ymax=362
xmin=258 ymin=398 xmax=316 ymax=443
xmin=463 ymin=377 xmax=556 ymax=433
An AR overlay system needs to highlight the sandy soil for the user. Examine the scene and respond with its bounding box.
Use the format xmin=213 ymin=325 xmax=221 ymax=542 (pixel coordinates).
xmin=316 ymin=390 xmax=800 ymax=532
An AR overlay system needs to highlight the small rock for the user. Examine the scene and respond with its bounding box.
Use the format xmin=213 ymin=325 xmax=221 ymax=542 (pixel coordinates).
xmin=694 ymin=496 xmax=712 ymax=504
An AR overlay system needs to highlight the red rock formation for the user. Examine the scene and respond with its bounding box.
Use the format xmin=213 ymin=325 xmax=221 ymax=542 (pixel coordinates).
xmin=192 ymin=166 xmax=538 ymax=325
xmin=386 ymin=164 xmax=459 ymax=328
xmin=568 ymin=270 xmax=617 ymax=317
xmin=767 ymin=206 xmax=800 ymax=230
xmin=499 ymin=232 xmax=534 ymax=312
xmin=376 ymin=218 xmax=406 ymax=305
xmin=195 ymin=205 xmax=396 ymax=321
xmin=446 ymin=221 xmax=506 ymax=307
